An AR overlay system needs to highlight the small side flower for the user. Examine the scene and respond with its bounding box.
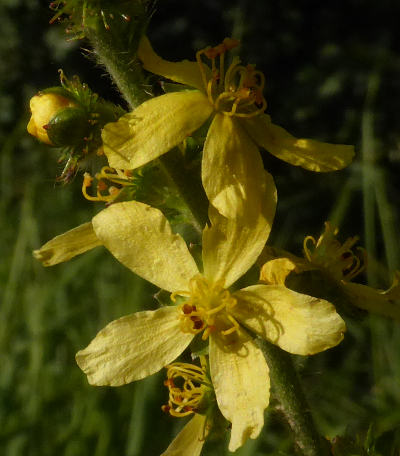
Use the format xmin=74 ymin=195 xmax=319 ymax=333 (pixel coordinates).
xmin=259 ymin=222 xmax=400 ymax=321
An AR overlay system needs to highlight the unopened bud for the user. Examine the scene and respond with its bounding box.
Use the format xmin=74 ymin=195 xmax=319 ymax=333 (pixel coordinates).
xmin=27 ymin=93 xmax=77 ymax=145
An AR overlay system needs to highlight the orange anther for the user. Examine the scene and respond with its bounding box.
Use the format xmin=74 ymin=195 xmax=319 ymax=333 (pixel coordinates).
xmin=204 ymin=47 xmax=219 ymax=59
xmin=192 ymin=319 xmax=204 ymax=330
xmin=97 ymin=180 xmax=107 ymax=192
xmin=182 ymin=304 xmax=193 ymax=314
xmin=223 ymin=37 xmax=240 ymax=50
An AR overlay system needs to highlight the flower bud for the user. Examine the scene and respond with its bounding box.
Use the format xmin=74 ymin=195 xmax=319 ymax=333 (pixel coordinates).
xmin=46 ymin=107 xmax=90 ymax=147
xmin=27 ymin=93 xmax=77 ymax=145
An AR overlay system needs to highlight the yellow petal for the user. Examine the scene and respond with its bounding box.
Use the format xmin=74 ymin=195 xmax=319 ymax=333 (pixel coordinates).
xmin=33 ymin=222 xmax=101 ymax=266
xmin=233 ymin=284 xmax=346 ymax=355
xmin=202 ymin=172 xmax=276 ymax=288
xmin=202 ymin=114 xmax=267 ymax=219
xmin=161 ymin=414 xmax=207 ymax=456
xmin=259 ymin=258 xmax=297 ymax=285
xmin=260 ymin=257 xmax=313 ymax=285
xmin=76 ymin=306 xmax=193 ymax=386
xmin=92 ymin=201 xmax=199 ymax=293
xmin=242 ymin=114 xmax=355 ymax=172
xmin=209 ymin=331 xmax=270 ymax=452
xmin=102 ymin=91 xmax=213 ymax=170
xmin=342 ymin=280 xmax=400 ymax=322
xmin=138 ymin=36 xmax=207 ymax=92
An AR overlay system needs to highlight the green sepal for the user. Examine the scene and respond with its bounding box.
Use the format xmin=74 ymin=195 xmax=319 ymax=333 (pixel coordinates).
xmin=190 ymin=335 xmax=209 ymax=359
xmin=47 ymin=107 xmax=90 ymax=147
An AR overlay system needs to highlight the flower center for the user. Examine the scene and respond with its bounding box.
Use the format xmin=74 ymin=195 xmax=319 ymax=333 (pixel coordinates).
xmin=196 ymin=38 xmax=267 ymax=118
xmin=161 ymin=357 xmax=211 ymax=417
xmin=172 ymin=275 xmax=240 ymax=340
xmin=303 ymin=222 xmax=367 ymax=282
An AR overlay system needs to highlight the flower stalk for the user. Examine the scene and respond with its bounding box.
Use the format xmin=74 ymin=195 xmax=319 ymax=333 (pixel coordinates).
xmin=259 ymin=340 xmax=331 ymax=456
xmin=85 ymin=11 xmax=210 ymax=231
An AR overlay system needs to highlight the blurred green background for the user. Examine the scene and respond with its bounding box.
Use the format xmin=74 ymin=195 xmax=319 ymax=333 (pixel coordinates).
xmin=1 ymin=0 xmax=400 ymax=454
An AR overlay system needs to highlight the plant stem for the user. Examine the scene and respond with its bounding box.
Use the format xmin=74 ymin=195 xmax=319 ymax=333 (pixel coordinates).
xmin=259 ymin=340 xmax=330 ymax=456
xmin=85 ymin=15 xmax=209 ymax=230
xmin=87 ymin=25 xmax=149 ymax=109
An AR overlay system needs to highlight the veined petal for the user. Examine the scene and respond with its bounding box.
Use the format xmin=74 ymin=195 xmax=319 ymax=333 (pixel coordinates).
xmin=161 ymin=414 xmax=207 ymax=456
xmin=202 ymin=114 xmax=267 ymax=219
xmin=242 ymin=114 xmax=355 ymax=172
xmin=202 ymin=171 xmax=276 ymax=288
xmin=33 ymin=222 xmax=101 ymax=266
xmin=138 ymin=36 xmax=207 ymax=91
xmin=92 ymin=201 xmax=199 ymax=293
xmin=233 ymin=285 xmax=346 ymax=355
xmin=209 ymin=331 xmax=270 ymax=452
xmin=76 ymin=306 xmax=193 ymax=386
xmin=102 ymin=91 xmax=213 ymax=170
xmin=342 ymin=281 xmax=400 ymax=322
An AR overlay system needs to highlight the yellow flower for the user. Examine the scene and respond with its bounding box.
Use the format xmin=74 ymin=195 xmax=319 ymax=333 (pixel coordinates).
xmin=259 ymin=222 xmax=400 ymax=321
xmin=75 ymin=193 xmax=345 ymax=451
xmin=102 ymin=36 xmax=355 ymax=219
xmin=33 ymin=167 xmax=135 ymax=266
xmin=27 ymin=93 xmax=77 ymax=145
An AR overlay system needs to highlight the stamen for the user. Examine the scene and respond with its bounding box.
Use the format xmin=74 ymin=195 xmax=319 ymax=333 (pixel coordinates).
xmin=196 ymin=49 xmax=211 ymax=95
xmin=177 ymin=275 xmax=240 ymax=340
xmin=162 ymin=358 xmax=211 ymax=418
xmin=196 ymin=38 xmax=266 ymax=117
xmin=81 ymin=166 xmax=133 ymax=203
xmin=303 ymin=236 xmax=317 ymax=262
xmin=221 ymin=314 xmax=240 ymax=336
xmin=304 ymin=223 xmax=368 ymax=281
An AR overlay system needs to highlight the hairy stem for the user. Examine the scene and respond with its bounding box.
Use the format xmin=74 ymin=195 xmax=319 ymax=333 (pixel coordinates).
xmin=85 ymin=13 xmax=209 ymax=229
xmin=86 ymin=25 xmax=149 ymax=109
xmin=259 ymin=340 xmax=330 ymax=456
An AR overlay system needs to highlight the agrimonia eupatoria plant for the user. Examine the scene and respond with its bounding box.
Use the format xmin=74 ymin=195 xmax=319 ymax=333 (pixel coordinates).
xmin=29 ymin=2 xmax=399 ymax=455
